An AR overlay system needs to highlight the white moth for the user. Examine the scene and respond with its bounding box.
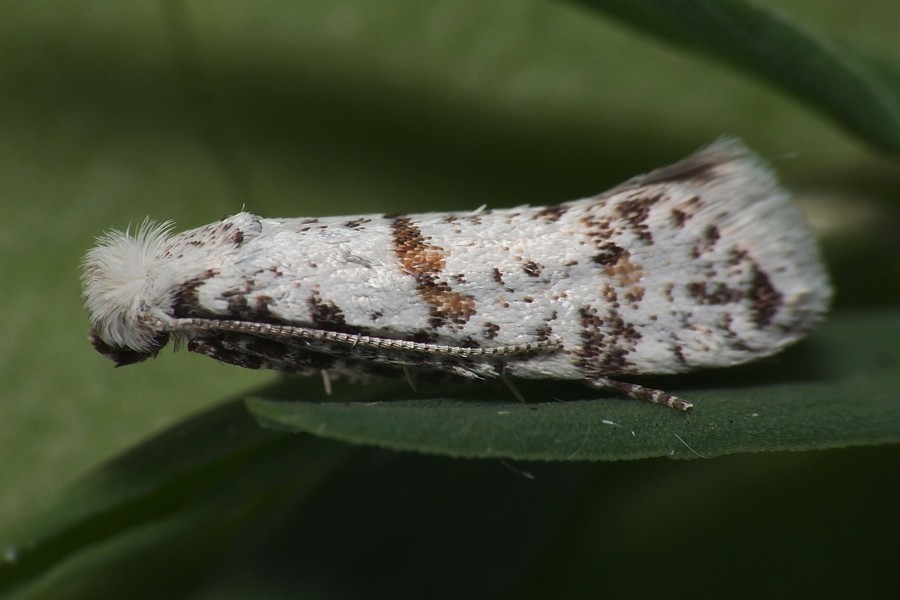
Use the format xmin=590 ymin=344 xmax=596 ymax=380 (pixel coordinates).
xmin=82 ymin=140 xmax=831 ymax=410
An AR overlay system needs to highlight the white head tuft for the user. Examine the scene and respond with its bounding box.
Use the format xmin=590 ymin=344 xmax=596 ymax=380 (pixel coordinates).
xmin=81 ymin=219 xmax=175 ymax=364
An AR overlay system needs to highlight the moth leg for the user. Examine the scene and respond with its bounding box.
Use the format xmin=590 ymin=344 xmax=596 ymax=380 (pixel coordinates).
xmin=501 ymin=375 xmax=525 ymax=403
xmin=320 ymin=370 xmax=333 ymax=396
xmin=590 ymin=377 xmax=693 ymax=411
xmin=402 ymin=366 xmax=418 ymax=392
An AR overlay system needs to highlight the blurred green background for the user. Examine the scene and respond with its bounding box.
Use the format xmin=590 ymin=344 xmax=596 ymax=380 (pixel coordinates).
xmin=1 ymin=1 xmax=899 ymax=598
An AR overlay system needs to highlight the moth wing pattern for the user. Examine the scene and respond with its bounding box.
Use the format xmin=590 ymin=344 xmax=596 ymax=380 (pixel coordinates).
xmin=82 ymin=139 xmax=831 ymax=410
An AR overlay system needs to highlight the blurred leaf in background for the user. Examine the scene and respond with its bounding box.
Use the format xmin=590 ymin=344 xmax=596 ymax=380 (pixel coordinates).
xmin=1 ymin=0 xmax=899 ymax=598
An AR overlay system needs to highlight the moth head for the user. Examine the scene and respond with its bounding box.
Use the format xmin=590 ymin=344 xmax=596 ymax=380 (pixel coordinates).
xmin=81 ymin=219 xmax=176 ymax=365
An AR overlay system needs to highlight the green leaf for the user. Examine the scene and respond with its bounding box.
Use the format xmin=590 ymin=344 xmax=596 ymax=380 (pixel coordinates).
xmin=0 ymin=398 xmax=359 ymax=599
xmin=573 ymin=0 xmax=900 ymax=152
xmin=247 ymin=309 xmax=900 ymax=460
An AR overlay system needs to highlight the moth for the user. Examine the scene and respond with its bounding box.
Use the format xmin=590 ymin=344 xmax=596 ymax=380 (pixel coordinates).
xmin=82 ymin=140 xmax=831 ymax=410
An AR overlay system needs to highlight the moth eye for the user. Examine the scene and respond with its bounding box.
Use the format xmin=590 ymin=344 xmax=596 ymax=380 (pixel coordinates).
xmin=89 ymin=331 xmax=167 ymax=366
